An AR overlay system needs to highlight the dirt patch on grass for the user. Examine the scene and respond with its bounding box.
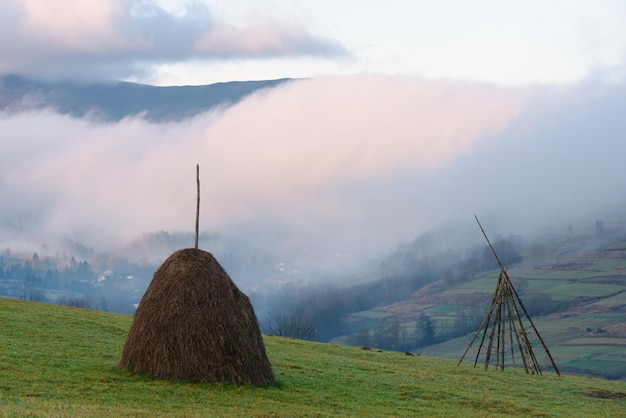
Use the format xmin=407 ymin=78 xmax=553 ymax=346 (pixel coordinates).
xmin=582 ymin=389 xmax=626 ymax=399
xmin=604 ymin=322 xmax=626 ymax=334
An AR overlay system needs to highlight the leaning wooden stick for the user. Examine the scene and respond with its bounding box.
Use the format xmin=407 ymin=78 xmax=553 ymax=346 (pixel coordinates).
xmin=474 ymin=215 xmax=560 ymax=376
xmin=195 ymin=164 xmax=200 ymax=249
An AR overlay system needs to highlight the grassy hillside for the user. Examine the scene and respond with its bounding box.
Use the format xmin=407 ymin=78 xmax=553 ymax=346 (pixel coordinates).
xmin=1 ymin=298 xmax=626 ymax=416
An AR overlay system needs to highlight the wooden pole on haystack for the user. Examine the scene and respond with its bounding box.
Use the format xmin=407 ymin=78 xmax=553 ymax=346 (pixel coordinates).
xmin=195 ymin=164 xmax=200 ymax=250
xmin=457 ymin=216 xmax=560 ymax=376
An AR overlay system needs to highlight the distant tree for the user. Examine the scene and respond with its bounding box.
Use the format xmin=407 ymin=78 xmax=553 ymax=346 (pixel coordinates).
xmin=372 ymin=320 xmax=405 ymax=351
xmin=24 ymin=272 xmax=43 ymax=286
xmin=523 ymin=293 xmax=563 ymax=316
xmin=55 ymin=295 xmax=93 ymax=309
xmin=77 ymin=260 xmax=93 ymax=278
xmin=44 ymin=268 xmax=60 ymax=287
xmin=347 ymin=329 xmax=371 ymax=347
xmin=417 ymin=314 xmax=435 ymax=347
xmin=22 ymin=287 xmax=46 ymax=303
xmin=69 ymin=256 xmax=78 ymax=270
xmin=267 ymin=305 xmax=316 ymax=340
xmin=306 ymin=285 xmax=345 ymax=340
xmin=596 ymin=220 xmax=605 ymax=236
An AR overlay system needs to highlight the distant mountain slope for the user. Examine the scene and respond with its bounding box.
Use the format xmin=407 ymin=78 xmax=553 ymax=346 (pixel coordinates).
xmin=0 ymin=75 xmax=290 ymax=121
xmin=336 ymin=227 xmax=626 ymax=380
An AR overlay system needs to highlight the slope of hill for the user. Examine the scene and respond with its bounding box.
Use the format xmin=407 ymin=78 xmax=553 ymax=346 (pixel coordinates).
xmin=1 ymin=298 xmax=625 ymax=416
xmin=338 ymin=228 xmax=626 ymax=381
xmin=0 ymin=74 xmax=290 ymax=121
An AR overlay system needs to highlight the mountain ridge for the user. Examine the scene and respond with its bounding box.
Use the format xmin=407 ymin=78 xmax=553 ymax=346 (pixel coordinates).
xmin=0 ymin=74 xmax=291 ymax=121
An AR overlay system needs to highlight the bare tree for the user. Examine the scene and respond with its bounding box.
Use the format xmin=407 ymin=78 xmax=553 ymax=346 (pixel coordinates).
xmin=267 ymin=305 xmax=316 ymax=340
xmin=372 ymin=320 xmax=405 ymax=351
xmin=22 ymin=287 xmax=46 ymax=303
xmin=417 ymin=314 xmax=435 ymax=347
xmin=55 ymin=295 xmax=94 ymax=309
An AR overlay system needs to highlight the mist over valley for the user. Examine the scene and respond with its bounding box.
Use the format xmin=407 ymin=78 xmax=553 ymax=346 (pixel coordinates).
xmin=2 ymin=74 xmax=626 ymax=379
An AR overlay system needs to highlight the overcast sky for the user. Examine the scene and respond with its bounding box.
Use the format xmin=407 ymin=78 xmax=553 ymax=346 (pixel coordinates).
xmin=2 ymin=1 xmax=626 ymax=272
xmin=3 ymin=0 xmax=626 ymax=85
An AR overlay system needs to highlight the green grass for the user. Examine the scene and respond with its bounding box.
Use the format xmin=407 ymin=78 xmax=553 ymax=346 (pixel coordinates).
xmin=351 ymin=310 xmax=393 ymax=320
xmin=2 ymin=298 xmax=626 ymax=417
xmin=546 ymin=283 xmax=624 ymax=301
xmin=442 ymin=276 xmax=497 ymax=294
xmin=419 ymin=310 xmax=626 ymax=382
xmin=511 ymin=269 xmax=590 ymax=280
xmin=604 ymin=242 xmax=626 ymax=250
xmin=590 ymin=291 xmax=626 ymax=306
xmin=424 ymin=304 xmax=465 ymax=313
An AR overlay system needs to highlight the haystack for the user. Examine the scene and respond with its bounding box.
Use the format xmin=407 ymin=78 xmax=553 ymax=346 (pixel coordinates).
xmin=119 ymin=248 xmax=274 ymax=386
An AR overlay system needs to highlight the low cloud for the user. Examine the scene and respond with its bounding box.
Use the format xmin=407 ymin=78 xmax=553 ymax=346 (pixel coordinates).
xmin=441 ymin=81 xmax=626 ymax=236
xmin=0 ymin=0 xmax=346 ymax=81
xmin=2 ymin=75 xmax=625 ymax=274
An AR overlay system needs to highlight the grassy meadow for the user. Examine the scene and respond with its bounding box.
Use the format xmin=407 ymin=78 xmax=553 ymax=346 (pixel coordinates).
xmin=1 ymin=298 xmax=626 ymax=416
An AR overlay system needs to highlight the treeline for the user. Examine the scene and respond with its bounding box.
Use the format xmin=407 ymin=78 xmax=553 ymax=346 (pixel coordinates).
xmin=378 ymin=234 xmax=524 ymax=302
xmin=0 ymin=230 xmax=286 ymax=315
xmin=262 ymin=285 xmax=486 ymax=353
xmin=0 ymin=249 xmax=153 ymax=313
xmin=344 ymin=309 xmax=484 ymax=352
xmin=0 ymin=251 xmax=94 ymax=291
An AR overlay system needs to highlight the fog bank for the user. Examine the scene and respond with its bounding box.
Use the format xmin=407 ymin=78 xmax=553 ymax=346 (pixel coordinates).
xmin=2 ymin=75 xmax=625 ymax=276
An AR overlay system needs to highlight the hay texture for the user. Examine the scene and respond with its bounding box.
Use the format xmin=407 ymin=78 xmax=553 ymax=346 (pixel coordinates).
xmin=119 ymin=248 xmax=274 ymax=386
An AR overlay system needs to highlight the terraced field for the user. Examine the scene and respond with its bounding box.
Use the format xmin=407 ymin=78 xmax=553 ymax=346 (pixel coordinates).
xmin=337 ymin=234 xmax=626 ymax=380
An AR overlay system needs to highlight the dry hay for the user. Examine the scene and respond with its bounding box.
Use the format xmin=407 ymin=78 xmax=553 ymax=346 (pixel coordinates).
xmin=119 ymin=248 xmax=274 ymax=386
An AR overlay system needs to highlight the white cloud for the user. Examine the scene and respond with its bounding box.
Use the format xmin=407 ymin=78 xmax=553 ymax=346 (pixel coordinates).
xmin=0 ymin=0 xmax=345 ymax=81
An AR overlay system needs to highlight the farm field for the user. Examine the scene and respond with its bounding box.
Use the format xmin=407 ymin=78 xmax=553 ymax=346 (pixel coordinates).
xmin=1 ymin=298 xmax=626 ymax=416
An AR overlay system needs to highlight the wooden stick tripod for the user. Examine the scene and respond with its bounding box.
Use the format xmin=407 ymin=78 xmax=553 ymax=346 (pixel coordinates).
xmin=457 ymin=216 xmax=560 ymax=376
